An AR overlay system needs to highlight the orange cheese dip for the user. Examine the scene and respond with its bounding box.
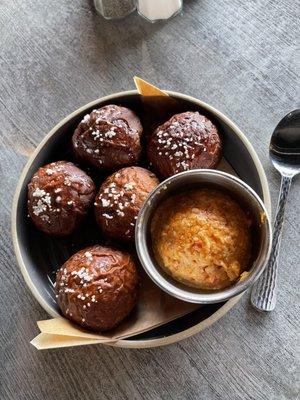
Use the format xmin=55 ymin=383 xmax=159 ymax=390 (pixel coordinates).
xmin=151 ymin=188 xmax=252 ymax=290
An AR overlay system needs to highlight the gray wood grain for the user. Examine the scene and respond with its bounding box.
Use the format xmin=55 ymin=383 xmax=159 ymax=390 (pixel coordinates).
xmin=0 ymin=0 xmax=299 ymax=399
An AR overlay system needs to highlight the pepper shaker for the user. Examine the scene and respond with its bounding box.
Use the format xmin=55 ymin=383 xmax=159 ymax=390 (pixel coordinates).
xmin=94 ymin=0 xmax=136 ymax=19
xmin=137 ymin=0 xmax=183 ymax=22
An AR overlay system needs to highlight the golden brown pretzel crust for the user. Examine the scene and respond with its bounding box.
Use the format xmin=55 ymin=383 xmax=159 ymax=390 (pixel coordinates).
xmin=95 ymin=166 xmax=159 ymax=242
xmin=27 ymin=161 xmax=95 ymax=236
xmin=147 ymin=111 xmax=222 ymax=179
xmin=56 ymin=245 xmax=139 ymax=331
xmin=72 ymin=105 xmax=143 ymax=170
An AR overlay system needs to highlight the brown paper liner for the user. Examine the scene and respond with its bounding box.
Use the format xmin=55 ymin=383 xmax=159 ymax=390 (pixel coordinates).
xmin=31 ymin=334 xmax=115 ymax=350
xmin=31 ymin=77 xmax=237 ymax=350
xmin=134 ymin=77 xmax=180 ymax=134
xmin=134 ymin=77 xmax=168 ymax=97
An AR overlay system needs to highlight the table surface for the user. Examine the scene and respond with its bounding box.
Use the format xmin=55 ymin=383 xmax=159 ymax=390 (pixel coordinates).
xmin=0 ymin=1 xmax=299 ymax=399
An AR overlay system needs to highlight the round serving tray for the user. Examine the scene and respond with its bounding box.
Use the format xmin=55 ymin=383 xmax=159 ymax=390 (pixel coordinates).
xmin=12 ymin=90 xmax=271 ymax=348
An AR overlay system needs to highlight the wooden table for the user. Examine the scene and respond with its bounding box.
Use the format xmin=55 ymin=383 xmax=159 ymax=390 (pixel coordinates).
xmin=0 ymin=1 xmax=298 ymax=399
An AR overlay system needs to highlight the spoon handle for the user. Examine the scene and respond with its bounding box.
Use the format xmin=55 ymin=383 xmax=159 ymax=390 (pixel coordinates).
xmin=251 ymin=175 xmax=293 ymax=311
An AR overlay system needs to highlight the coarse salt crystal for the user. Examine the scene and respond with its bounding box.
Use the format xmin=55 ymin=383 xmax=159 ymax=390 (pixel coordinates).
xmin=101 ymin=198 xmax=110 ymax=207
xmin=32 ymin=200 xmax=47 ymax=216
xmin=124 ymin=183 xmax=135 ymax=191
xmin=84 ymin=251 xmax=93 ymax=261
xmin=105 ymin=130 xmax=116 ymax=138
xmin=103 ymin=213 xmax=113 ymax=219
xmin=174 ymin=151 xmax=183 ymax=157
xmin=32 ymin=188 xmax=46 ymax=198
xmin=65 ymin=288 xmax=75 ymax=293
xmin=82 ymin=114 xmax=90 ymax=123
xmin=92 ymin=130 xmax=101 ymax=140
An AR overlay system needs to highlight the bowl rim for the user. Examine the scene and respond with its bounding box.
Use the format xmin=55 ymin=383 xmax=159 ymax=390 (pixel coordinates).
xmin=135 ymin=169 xmax=272 ymax=304
xmin=11 ymin=89 xmax=272 ymax=347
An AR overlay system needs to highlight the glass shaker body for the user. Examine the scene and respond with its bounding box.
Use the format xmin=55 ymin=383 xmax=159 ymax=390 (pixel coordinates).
xmin=137 ymin=0 xmax=183 ymax=22
xmin=94 ymin=0 xmax=136 ymax=20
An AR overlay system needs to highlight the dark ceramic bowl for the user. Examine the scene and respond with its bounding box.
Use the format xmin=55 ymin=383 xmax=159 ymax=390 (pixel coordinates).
xmin=12 ymin=90 xmax=271 ymax=348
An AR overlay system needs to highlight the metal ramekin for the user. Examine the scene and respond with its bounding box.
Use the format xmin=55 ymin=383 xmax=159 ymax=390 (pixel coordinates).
xmin=135 ymin=169 xmax=272 ymax=304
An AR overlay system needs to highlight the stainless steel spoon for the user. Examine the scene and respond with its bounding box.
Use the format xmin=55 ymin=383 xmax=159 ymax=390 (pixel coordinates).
xmin=251 ymin=109 xmax=300 ymax=311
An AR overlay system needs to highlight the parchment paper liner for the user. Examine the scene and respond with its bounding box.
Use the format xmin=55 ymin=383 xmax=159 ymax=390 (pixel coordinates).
xmin=32 ymin=272 xmax=200 ymax=349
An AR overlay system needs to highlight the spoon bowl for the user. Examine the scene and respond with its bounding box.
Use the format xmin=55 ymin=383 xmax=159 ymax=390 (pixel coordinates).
xmin=251 ymin=109 xmax=300 ymax=311
xmin=270 ymin=109 xmax=300 ymax=176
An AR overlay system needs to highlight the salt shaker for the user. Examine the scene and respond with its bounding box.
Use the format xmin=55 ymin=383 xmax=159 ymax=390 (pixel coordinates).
xmin=137 ymin=0 xmax=183 ymax=22
xmin=94 ymin=0 xmax=136 ymax=19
